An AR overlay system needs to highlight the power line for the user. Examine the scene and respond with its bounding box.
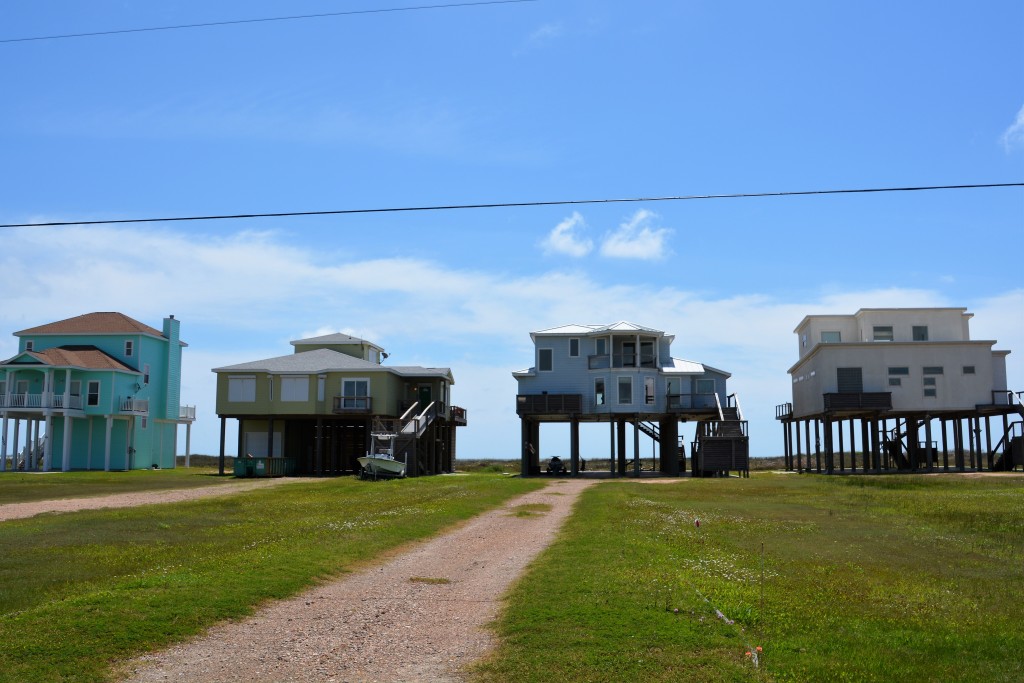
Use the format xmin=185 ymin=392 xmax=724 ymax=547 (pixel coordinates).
xmin=0 ymin=0 xmax=538 ymax=44
xmin=3 ymin=183 xmax=1020 ymax=229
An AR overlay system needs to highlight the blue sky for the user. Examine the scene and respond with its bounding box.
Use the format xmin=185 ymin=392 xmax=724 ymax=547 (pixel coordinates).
xmin=2 ymin=0 xmax=1022 ymax=459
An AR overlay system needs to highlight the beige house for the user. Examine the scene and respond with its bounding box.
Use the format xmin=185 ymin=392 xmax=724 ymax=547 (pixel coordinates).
xmin=777 ymin=308 xmax=1021 ymax=473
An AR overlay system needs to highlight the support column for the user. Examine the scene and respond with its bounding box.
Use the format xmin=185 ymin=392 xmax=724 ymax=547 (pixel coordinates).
xmin=1 ymin=414 xmax=8 ymax=472
xmin=871 ymin=418 xmax=882 ymax=473
xmin=823 ymin=417 xmax=833 ymax=474
xmin=315 ymin=418 xmax=323 ymax=476
xmin=104 ymin=415 xmax=113 ymax=471
xmin=62 ymin=415 xmax=73 ymax=472
xmin=43 ymin=413 xmax=53 ymax=471
xmin=616 ymin=419 xmax=627 ymax=476
xmin=570 ymin=418 xmax=579 ymax=476
xmin=11 ymin=418 xmax=20 ymax=471
xmin=836 ymin=417 xmax=844 ymax=473
xmin=633 ymin=418 xmax=641 ymax=478
xmin=860 ymin=419 xmax=869 ymax=473
xmin=985 ymin=416 xmax=993 ymax=471
xmin=924 ymin=416 xmax=934 ymax=471
xmin=185 ymin=422 xmax=192 ymax=468
xmin=217 ymin=416 xmax=226 ymax=475
xmin=848 ymin=419 xmax=857 ymax=472
xmin=267 ymin=418 xmax=275 ymax=459
xmin=608 ymin=420 xmax=615 ymax=477
xmin=661 ymin=417 xmax=679 ymax=477
xmin=795 ymin=420 xmax=803 ymax=472
xmin=941 ymin=418 xmax=950 ymax=471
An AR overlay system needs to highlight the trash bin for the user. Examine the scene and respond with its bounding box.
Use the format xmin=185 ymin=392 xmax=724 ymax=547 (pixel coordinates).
xmin=234 ymin=458 xmax=255 ymax=478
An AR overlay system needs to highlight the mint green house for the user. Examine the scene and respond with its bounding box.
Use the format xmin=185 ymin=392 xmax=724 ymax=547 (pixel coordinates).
xmin=212 ymin=333 xmax=467 ymax=476
xmin=0 ymin=313 xmax=195 ymax=471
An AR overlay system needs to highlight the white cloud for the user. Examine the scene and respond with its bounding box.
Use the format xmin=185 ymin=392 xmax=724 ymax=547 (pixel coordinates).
xmin=520 ymin=22 xmax=563 ymax=51
xmin=600 ymin=209 xmax=672 ymax=260
xmin=540 ymin=212 xmax=593 ymax=257
xmin=1000 ymin=103 xmax=1024 ymax=152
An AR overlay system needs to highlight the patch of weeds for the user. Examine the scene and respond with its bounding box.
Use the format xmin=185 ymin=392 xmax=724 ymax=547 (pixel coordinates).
xmin=409 ymin=576 xmax=452 ymax=585
xmin=509 ymin=503 xmax=553 ymax=517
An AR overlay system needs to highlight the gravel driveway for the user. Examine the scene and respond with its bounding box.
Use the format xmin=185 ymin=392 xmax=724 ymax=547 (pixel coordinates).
xmin=119 ymin=478 xmax=594 ymax=683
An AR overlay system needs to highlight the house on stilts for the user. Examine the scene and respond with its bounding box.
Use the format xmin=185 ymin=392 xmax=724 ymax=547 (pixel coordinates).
xmin=514 ymin=322 xmax=749 ymax=477
xmin=775 ymin=308 xmax=1023 ymax=473
xmin=0 ymin=312 xmax=195 ymax=471
xmin=212 ymin=332 xmax=466 ymax=477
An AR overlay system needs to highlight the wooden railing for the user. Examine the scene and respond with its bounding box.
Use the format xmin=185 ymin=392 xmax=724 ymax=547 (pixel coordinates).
xmin=450 ymin=405 xmax=468 ymax=425
xmin=823 ymin=392 xmax=892 ymax=412
xmin=775 ymin=402 xmax=793 ymax=419
xmin=332 ymin=395 xmax=373 ymax=413
xmin=666 ymin=393 xmax=718 ymax=411
xmin=516 ymin=394 xmax=582 ymax=415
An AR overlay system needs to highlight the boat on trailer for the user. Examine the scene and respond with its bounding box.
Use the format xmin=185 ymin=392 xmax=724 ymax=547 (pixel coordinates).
xmin=358 ymin=429 xmax=407 ymax=479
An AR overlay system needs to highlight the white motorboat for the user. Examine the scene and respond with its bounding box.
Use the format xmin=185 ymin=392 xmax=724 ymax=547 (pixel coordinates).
xmin=358 ymin=429 xmax=406 ymax=478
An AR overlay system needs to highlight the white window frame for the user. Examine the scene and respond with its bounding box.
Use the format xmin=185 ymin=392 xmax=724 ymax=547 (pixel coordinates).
xmin=617 ymin=376 xmax=632 ymax=405
xmin=644 ymin=377 xmax=655 ymax=405
xmin=342 ymin=378 xmax=370 ymax=409
xmin=228 ymin=376 xmax=256 ymax=403
xmin=86 ymin=380 xmax=100 ymax=407
xmin=143 ymin=363 xmax=150 ymax=385
xmin=696 ymin=378 xmax=716 ymax=394
xmin=125 ymin=340 xmax=134 ymax=357
xmin=595 ymin=377 xmax=605 ymax=406
xmin=280 ymin=375 xmax=310 ymax=402
xmin=25 ymin=340 xmax=34 ymax=352
xmin=538 ymin=348 xmax=553 ymax=372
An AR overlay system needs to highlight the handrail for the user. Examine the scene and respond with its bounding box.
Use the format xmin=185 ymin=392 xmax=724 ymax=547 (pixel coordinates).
xmin=775 ymin=402 xmax=793 ymax=419
xmin=727 ymin=393 xmax=744 ymax=421
xmin=713 ymin=391 xmax=724 ymax=421
xmin=399 ymin=401 xmax=419 ymax=422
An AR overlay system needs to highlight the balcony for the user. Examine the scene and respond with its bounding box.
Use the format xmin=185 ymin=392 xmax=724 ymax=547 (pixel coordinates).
xmin=0 ymin=393 xmax=83 ymax=411
xmin=775 ymin=402 xmax=793 ymax=419
xmin=666 ymin=393 xmax=719 ymax=411
xmin=450 ymin=405 xmax=468 ymax=426
xmin=179 ymin=405 xmax=196 ymax=421
xmin=823 ymin=392 xmax=892 ymax=413
xmin=120 ymin=397 xmax=150 ymax=414
xmin=332 ymin=395 xmax=373 ymax=414
xmin=516 ymin=394 xmax=582 ymax=415
xmin=587 ymin=353 xmax=657 ymax=370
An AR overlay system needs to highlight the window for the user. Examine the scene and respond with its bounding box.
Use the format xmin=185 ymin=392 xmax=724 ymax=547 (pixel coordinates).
xmin=912 ymin=326 xmax=929 ymax=341
xmin=645 ymin=377 xmax=655 ymax=405
xmin=801 ymin=334 xmax=807 ymax=348
xmin=924 ymin=388 xmax=937 ymax=398
xmin=538 ymin=348 xmax=553 ymax=372
xmin=87 ymin=381 xmax=100 ymax=407
xmin=141 ymin=417 xmax=148 ymax=430
xmin=16 ymin=380 xmax=28 ymax=395
xmin=0 ymin=380 xmax=5 ymax=396
xmin=923 ymin=377 xmax=937 ymax=386
xmin=143 ymin=364 xmax=150 ymax=385
xmin=596 ymin=338 xmax=607 ymax=356
xmin=923 ymin=366 xmax=944 ymax=375
xmin=640 ymin=341 xmax=655 ymax=367
xmin=342 ymin=379 xmax=369 ymax=409
xmin=595 ymin=378 xmax=605 ymax=406
xmin=889 ymin=378 xmax=902 ymax=386
xmin=125 ymin=340 xmax=134 ymax=357
xmin=888 ymin=367 xmax=909 ymax=376
xmin=837 ymin=367 xmax=864 ymax=393
xmin=617 ymin=377 xmax=632 ymax=404
xmin=25 ymin=340 xmax=34 ymax=351
xmin=696 ymin=379 xmax=716 ymax=394
xmin=963 ymin=366 xmax=976 ymax=375
xmin=569 ymin=338 xmax=579 ymax=357
xmin=228 ymin=376 xmax=256 ymax=402
xmin=821 ymin=331 xmax=841 ymax=343
xmin=70 ymin=380 xmax=81 ymax=397
xmin=873 ymin=326 xmax=894 ymax=341
xmin=281 ymin=375 xmax=310 ymax=402
xmin=622 ymin=342 xmax=636 ymax=367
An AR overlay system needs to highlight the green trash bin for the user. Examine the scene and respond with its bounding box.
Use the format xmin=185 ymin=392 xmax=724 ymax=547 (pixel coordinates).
xmin=234 ymin=458 xmax=255 ymax=478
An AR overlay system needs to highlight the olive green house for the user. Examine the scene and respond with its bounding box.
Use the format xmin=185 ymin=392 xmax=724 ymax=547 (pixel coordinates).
xmin=212 ymin=333 xmax=466 ymax=476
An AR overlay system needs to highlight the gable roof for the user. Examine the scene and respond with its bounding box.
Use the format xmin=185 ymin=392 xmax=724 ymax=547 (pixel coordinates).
xmin=212 ymin=349 xmax=453 ymax=382
xmin=1 ymin=345 xmax=138 ymax=372
xmin=16 ymin=312 xmax=164 ymax=338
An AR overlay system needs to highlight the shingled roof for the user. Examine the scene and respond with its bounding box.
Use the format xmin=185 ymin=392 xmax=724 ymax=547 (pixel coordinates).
xmin=4 ymin=345 xmax=138 ymax=372
xmin=16 ymin=312 xmax=164 ymax=338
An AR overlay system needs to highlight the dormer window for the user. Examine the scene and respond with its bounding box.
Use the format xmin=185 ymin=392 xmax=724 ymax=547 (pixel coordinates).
xmin=25 ymin=340 xmax=34 ymax=352
xmin=125 ymin=340 xmax=134 ymax=357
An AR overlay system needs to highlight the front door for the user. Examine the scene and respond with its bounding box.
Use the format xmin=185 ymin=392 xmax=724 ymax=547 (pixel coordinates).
xmin=418 ymin=385 xmax=432 ymax=407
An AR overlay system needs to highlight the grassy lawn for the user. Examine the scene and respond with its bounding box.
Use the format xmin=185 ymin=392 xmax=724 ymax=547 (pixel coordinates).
xmin=0 ymin=466 xmax=234 ymax=505
xmin=472 ymin=474 xmax=1024 ymax=683
xmin=0 ymin=474 xmax=543 ymax=683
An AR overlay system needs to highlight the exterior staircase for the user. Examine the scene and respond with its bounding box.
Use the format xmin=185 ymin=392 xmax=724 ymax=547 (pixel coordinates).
xmin=691 ymin=395 xmax=749 ymax=477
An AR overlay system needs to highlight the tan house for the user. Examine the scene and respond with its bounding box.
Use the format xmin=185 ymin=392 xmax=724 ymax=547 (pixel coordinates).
xmin=212 ymin=333 xmax=466 ymax=476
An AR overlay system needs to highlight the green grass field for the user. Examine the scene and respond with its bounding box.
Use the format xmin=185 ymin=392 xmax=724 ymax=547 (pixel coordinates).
xmin=0 ymin=467 xmax=235 ymax=505
xmin=0 ymin=474 xmax=543 ymax=683
xmin=471 ymin=473 xmax=1024 ymax=682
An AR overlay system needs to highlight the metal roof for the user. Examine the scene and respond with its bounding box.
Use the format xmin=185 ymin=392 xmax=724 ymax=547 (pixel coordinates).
xmin=531 ymin=321 xmax=669 ymax=340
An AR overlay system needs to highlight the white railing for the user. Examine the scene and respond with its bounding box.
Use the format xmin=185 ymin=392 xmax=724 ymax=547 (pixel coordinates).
xmin=179 ymin=405 xmax=196 ymax=420
xmin=0 ymin=394 xmax=82 ymax=410
xmin=120 ymin=397 xmax=149 ymax=414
